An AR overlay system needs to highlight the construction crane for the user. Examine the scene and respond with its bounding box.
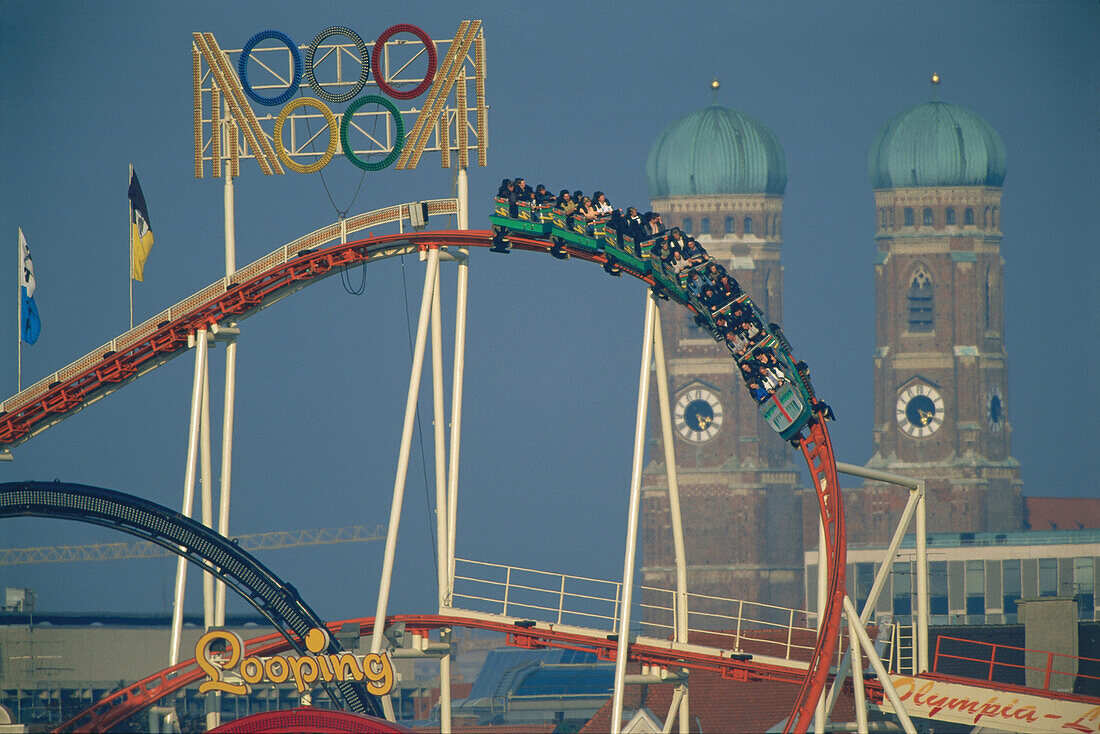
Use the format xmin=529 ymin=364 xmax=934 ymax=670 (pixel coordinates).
xmin=0 ymin=525 xmax=387 ymax=565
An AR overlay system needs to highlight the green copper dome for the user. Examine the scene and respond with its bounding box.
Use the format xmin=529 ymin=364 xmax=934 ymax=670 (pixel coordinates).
xmin=869 ymin=101 xmax=1006 ymax=189
xmin=646 ymin=105 xmax=787 ymax=197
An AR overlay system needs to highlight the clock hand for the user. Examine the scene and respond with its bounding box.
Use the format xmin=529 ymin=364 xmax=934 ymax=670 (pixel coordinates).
xmin=918 ymin=408 xmax=933 ymax=426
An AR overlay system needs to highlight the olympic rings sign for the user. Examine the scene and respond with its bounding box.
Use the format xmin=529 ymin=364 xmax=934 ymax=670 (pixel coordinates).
xmin=236 ymin=24 xmax=438 ymax=173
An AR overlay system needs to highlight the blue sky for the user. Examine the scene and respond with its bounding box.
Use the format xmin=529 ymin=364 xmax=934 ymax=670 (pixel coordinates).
xmin=0 ymin=1 xmax=1096 ymax=623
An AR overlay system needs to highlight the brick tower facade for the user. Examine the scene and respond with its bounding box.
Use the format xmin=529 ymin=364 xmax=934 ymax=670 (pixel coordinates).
xmin=640 ymin=103 xmax=806 ymax=618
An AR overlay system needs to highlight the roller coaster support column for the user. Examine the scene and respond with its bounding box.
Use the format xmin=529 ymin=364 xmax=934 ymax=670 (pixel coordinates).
xmin=651 ymin=298 xmax=690 ymax=734
xmin=431 ymin=256 xmax=453 ymax=734
xmin=169 ymin=327 xmax=209 ymax=669
xmin=842 ymin=595 xmax=917 ymax=734
xmin=823 ymin=463 xmax=927 ymax=723
xmin=611 ymin=290 xmax=658 ymax=734
xmin=215 ymin=170 xmax=240 ymax=633
xmin=815 ymin=520 xmax=827 ymax=734
xmin=371 ymin=246 xmax=441 ymax=722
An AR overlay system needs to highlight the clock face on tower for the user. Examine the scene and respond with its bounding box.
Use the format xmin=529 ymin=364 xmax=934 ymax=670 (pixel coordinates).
xmin=988 ymin=385 xmax=1005 ymax=432
xmin=896 ymin=383 xmax=945 ymax=438
xmin=675 ymin=388 xmax=723 ymax=443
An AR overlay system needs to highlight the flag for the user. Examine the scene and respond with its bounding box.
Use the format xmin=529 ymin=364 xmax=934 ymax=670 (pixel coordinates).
xmin=18 ymin=228 xmax=40 ymax=345
xmin=129 ymin=168 xmax=154 ymax=281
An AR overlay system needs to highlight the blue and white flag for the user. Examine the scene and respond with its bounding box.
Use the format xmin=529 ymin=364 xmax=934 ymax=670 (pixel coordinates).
xmin=18 ymin=228 xmax=40 ymax=345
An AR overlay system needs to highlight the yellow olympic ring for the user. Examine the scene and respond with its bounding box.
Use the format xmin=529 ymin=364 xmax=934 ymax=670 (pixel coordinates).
xmin=274 ymin=97 xmax=338 ymax=174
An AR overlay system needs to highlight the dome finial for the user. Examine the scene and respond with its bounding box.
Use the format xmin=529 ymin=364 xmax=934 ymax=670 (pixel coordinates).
xmin=930 ymin=71 xmax=941 ymax=99
xmin=710 ymin=78 xmax=720 ymax=104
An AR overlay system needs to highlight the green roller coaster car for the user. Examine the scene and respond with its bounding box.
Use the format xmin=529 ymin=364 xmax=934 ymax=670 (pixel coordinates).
xmin=488 ymin=193 xmax=819 ymax=442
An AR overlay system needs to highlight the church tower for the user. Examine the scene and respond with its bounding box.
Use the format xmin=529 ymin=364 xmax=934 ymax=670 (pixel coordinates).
xmin=640 ymin=98 xmax=806 ymax=613
xmin=857 ymin=95 xmax=1023 ymax=541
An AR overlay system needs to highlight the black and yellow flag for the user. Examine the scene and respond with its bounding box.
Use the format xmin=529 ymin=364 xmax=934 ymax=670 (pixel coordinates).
xmin=129 ymin=168 xmax=154 ymax=281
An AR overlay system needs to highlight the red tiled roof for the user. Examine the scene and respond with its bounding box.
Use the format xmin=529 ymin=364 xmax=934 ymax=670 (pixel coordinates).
xmin=580 ymin=630 xmax=858 ymax=733
xmin=1026 ymin=497 xmax=1100 ymax=530
xmin=580 ymin=667 xmax=857 ymax=733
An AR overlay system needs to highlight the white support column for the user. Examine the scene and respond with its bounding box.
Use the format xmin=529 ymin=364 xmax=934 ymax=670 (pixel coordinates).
xmin=815 ymin=519 xmax=827 ymax=734
xmin=610 ymin=292 xmax=658 ymax=734
xmin=915 ymin=480 xmax=929 ymax=672
xmin=169 ymin=328 xmax=209 ymax=667
xmin=842 ymin=596 xmax=917 ymax=734
xmin=215 ymin=164 xmax=238 ymax=629
xmin=214 ymin=334 xmax=237 ymax=625
xmin=650 ymin=300 xmax=690 ymax=734
xmin=200 ymin=363 xmax=215 ymax=631
xmin=446 ymin=250 xmax=468 ymax=590
xmin=430 ymin=262 xmax=452 ymax=734
xmin=847 ymin=614 xmax=868 ymax=734
xmin=371 ymin=248 xmax=440 ymax=722
xmin=456 ymin=168 xmax=469 ymax=230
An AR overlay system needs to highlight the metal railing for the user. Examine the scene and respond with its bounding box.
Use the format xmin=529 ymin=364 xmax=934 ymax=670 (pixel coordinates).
xmin=450 ymin=557 xmax=828 ymax=663
xmin=933 ymin=635 xmax=1100 ymax=693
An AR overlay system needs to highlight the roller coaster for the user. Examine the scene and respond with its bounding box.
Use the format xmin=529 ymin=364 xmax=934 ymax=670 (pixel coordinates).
xmin=1 ymin=197 xmax=846 ymax=732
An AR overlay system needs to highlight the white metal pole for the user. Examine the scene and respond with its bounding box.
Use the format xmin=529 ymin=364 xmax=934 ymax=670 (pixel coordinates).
xmin=848 ymin=614 xmax=869 ymax=734
xmin=447 ymin=167 xmax=470 ymax=588
xmin=825 ymin=488 xmax=921 ymax=715
xmin=842 ymin=595 xmax=918 ymax=734
xmin=430 ymin=262 xmax=452 ymax=734
xmin=169 ymin=328 xmax=209 ymax=667
xmin=214 ymin=167 xmax=238 ymax=628
xmin=610 ymin=292 xmax=658 ymax=734
xmin=457 ymin=167 xmax=469 ymax=230
xmin=128 ymin=163 xmax=134 ymax=332
xmin=200 ymin=363 xmax=215 ymax=629
xmin=915 ymin=481 xmax=929 ymax=672
xmin=370 ymin=248 xmax=440 ymax=722
xmin=815 ymin=520 xmax=827 ymax=734
xmin=200 ymin=359 xmax=218 ymax=732
xmin=650 ymin=301 xmax=690 ymax=734
xmin=446 ymin=251 xmax=468 ymax=591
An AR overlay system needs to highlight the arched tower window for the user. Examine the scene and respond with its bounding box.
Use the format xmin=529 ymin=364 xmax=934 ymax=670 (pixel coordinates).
xmin=725 ymin=216 xmax=735 ymax=234
xmin=923 ymin=208 xmax=934 ymax=226
xmin=965 ymin=208 xmax=975 ymax=225
xmin=682 ymin=218 xmax=692 ymax=234
xmin=744 ymin=216 xmax=754 ymax=234
xmin=907 ymin=265 xmax=934 ymax=332
xmin=985 ymin=265 xmax=995 ymax=331
xmin=904 ymin=207 xmax=915 ymax=226
xmin=945 ymin=208 xmax=956 ymax=225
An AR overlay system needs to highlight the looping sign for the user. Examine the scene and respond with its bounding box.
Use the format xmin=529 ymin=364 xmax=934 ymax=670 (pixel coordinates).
xmin=196 ymin=627 xmax=395 ymax=697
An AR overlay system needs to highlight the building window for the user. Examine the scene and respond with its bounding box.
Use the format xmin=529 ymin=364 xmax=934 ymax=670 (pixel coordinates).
xmin=923 ymin=208 xmax=934 ymax=226
xmin=1003 ymin=559 xmax=1021 ymax=620
xmin=1076 ymin=557 xmax=1095 ymax=619
xmin=964 ymin=208 xmax=975 ymax=225
xmin=930 ymin=562 xmax=949 ymax=617
xmin=985 ymin=266 xmax=994 ymax=331
xmin=700 ymin=217 xmax=710 ymax=234
xmin=1039 ymin=558 xmax=1058 ymax=596
xmin=893 ymin=561 xmax=913 ymax=617
xmin=907 ymin=265 xmax=934 ymax=332
xmin=744 ymin=216 xmax=754 ymax=234
xmin=682 ymin=218 xmax=692 ymax=234
xmin=725 ymin=216 xmax=735 ymax=234
xmin=856 ymin=562 xmax=875 ymax=610
xmin=903 ymin=207 xmax=914 ymax=226
xmin=966 ymin=560 xmax=986 ymax=619
xmin=946 ymin=207 xmax=956 ymax=225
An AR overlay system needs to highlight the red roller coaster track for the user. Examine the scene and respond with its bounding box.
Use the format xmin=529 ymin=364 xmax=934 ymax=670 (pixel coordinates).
xmin=3 ymin=230 xmax=845 ymax=733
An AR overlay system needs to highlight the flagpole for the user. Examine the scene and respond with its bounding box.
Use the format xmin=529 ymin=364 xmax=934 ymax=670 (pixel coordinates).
xmin=128 ymin=164 xmax=134 ymax=331
xmin=16 ymin=229 xmax=21 ymax=392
